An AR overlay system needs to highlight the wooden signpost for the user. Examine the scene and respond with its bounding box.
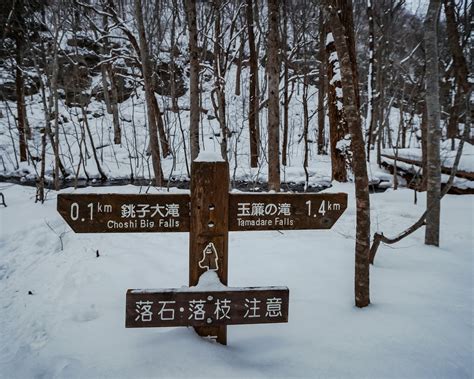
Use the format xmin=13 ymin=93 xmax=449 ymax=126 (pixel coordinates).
xmin=57 ymin=158 xmax=347 ymax=345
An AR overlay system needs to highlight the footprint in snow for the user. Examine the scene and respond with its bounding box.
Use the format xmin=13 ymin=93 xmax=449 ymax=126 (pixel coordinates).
xmin=29 ymin=328 xmax=48 ymax=350
xmin=46 ymin=356 xmax=83 ymax=378
xmin=73 ymin=305 xmax=99 ymax=322
xmin=0 ymin=264 xmax=10 ymax=280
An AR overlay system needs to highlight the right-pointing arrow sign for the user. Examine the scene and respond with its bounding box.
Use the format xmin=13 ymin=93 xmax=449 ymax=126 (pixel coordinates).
xmin=228 ymin=193 xmax=347 ymax=231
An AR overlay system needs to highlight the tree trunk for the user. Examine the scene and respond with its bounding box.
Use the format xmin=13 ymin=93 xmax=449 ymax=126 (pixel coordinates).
xmin=443 ymin=0 xmax=469 ymax=94
xmin=42 ymin=14 xmax=67 ymax=180
xmin=52 ymin=48 xmax=61 ymax=191
xmin=101 ymin=13 xmax=121 ymax=145
xmin=303 ymin=73 xmax=310 ymax=186
xmin=246 ymin=0 xmax=260 ymax=168
xmin=326 ymin=31 xmax=348 ymax=182
xmin=366 ymin=0 xmax=375 ymax=161
xmin=185 ymin=0 xmax=200 ymax=162
xmin=317 ymin=13 xmax=326 ymax=155
xmin=281 ymin=0 xmax=289 ymax=167
xmin=107 ymin=66 xmax=122 ymax=145
xmin=134 ymin=0 xmax=163 ymax=186
xmin=443 ymin=0 xmax=469 ymax=140
xmin=213 ymin=0 xmax=228 ymax=161
xmin=15 ymin=35 xmax=27 ymax=162
xmin=424 ymin=0 xmax=442 ymax=246
xmin=151 ymin=95 xmax=171 ymax=157
xmin=36 ymin=128 xmax=46 ymax=203
xmin=374 ymin=37 xmax=384 ymax=165
xmin=234 ymin=35 xmax=244 ymax=97
xmin=267 ymin=0 xmax=280 ymax=191
xmin=170 ymin=1 xmax=180 ymax=112
xmin=82 ymin=105 xmax=107 ymax=181
xmin=420 ymin=102 xmax=428 ymax=190
xmin=324 ymin=0 xmax=371 ymax=308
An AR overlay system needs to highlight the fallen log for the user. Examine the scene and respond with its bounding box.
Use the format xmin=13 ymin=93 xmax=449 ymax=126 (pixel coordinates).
xmin=381 ymin=153 xmax=474 ymax=181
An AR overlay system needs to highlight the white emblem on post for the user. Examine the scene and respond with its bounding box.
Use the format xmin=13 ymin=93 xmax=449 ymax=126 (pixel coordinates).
xmin=199 ymin=242 xmax=219 ymax=271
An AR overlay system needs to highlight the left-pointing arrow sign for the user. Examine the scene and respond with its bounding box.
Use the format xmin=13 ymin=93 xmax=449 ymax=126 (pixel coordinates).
xmin=57 ymin=193 xmax=191 ymax=233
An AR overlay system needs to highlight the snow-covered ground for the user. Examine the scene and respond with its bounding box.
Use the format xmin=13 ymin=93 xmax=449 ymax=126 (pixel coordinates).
xmin=0 ymin=183 xmax=472 ymax=378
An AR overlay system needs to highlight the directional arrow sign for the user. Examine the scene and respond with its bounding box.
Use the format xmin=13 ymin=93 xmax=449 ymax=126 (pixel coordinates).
xmin=58 ymin=192 xmax=347 ymax=233
xmin=228 ymin=193 xmax=347 ymax=231
xmin=126 ymin=287 xmax=289 ymax=328
xmin=57 ymin=193 xmax=190 ymax=233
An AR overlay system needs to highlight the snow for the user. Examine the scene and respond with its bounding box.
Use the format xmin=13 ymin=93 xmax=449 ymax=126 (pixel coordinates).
xmin=383 ymin=141 xmax=474 ymax=173
xmin=0 ymin=45 xmax=327 ymax=188
xmin=330 ymin=70 xmax=341 ymax=85
xmin=194 ymin=150 xmax=225 ymax=162
xmin=328 ymin=51 xmax=338 ymax=64
xmin=192 ymin=271 xmax=226 ymax=290
xmin=129 ymin=270 xmax=228 ymax=294
xmin=336 ymin=138 xmax=351 ymax=152
xmin=380 ymin=141 xmax=474 ymax=189
xmin=326 ymin=32 xmax=334 ymax=46
xmin=0 ymin=183 xmax=472 ymax=378
xmin=381 ymin=156 xmax=474 ymax=189
xmin=1 ymin=6 xmax=473 ymax=374
xmin=130 ymin=272 xmax=287 ymax=293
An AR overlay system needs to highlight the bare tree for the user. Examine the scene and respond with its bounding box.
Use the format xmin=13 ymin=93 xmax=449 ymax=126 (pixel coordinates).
xmin=281 ymin=0 xmax=290 ymax=167
xmin=365 ymin=0 xmax=375 ymax=161
xmin=185 ymin=0 xmax=200 ymax=162
xmin=100 ymin=12 xmax=121 ymax=145
xmin=211 ymin=0 xmax=228 ymax=160
xmin=424 ymin=0 xmax=442 ymax=246
xmin=267 ymin=0 xmax=281 ymax=191
xmin=134 ymin=0 xmax=163 ymax=186
xmin=317 ymin=11 xmax=327 ymax=156
xmin=324 ymin=0 xmax=371 ymax=308
xmin=369 ymin=105 xmax=471 ymax=263
xmin=246 ymin=0 xmax=260 ymax=167
xmin=326 ymin=31 xmax=349 ymax=182
xmin=443 ymin=0 xmax=469 ymax=143
xmin=8 ymin=0 xmax=28 ymax=162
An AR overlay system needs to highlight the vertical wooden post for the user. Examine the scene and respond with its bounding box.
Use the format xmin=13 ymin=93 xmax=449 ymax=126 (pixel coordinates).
xmin=189 ymin=159 xmax=229 ymax=344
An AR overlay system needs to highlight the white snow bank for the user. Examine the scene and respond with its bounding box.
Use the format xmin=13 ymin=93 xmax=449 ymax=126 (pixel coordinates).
xmin=0 ymin=184 xmax=472 ymax=378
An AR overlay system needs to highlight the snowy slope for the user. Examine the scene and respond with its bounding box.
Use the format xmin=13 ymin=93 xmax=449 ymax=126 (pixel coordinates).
xmin=0 ymin=184 xmax=472 ymax=378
